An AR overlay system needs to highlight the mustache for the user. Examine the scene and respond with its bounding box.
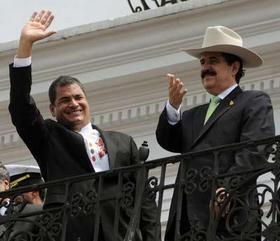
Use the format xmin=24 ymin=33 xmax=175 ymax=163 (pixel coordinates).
xmin=201 ymin=69 xmax=217 ymax=79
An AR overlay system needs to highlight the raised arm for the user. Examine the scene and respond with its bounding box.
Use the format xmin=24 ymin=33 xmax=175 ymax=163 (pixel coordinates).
xmin=156 ymin=73 xmax=187 ymax=153
xmin=9 ymin=10 xmax=56 ymax=160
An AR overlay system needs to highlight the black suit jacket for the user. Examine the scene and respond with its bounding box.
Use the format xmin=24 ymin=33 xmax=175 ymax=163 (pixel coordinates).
xmin=9 ymin=65 xmax=160 ymax=241
xmin=156 ymin=86 xmax=275 ymax=240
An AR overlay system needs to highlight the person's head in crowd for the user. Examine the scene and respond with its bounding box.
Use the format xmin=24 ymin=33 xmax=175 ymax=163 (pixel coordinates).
xmin=48 ymin=75 xmax=91 ymax=132
xmin=6 ymin=165 xmax=44 ymax=205
xmin=0 ymin=163 xmax=9 ymax=194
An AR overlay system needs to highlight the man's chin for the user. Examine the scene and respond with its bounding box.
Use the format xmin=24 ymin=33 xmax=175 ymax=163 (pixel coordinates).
xmin=203 ymin=83 xmax=217 ymax=94
xmin=203 ymin=82 xmax=214 ymax=90
xmin=57 ymin=118 xmax=83 ymax=130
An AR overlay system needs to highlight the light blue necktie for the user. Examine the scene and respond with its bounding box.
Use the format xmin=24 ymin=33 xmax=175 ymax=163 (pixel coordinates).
xmin=204 ymin=96 xmax=221 ymax=124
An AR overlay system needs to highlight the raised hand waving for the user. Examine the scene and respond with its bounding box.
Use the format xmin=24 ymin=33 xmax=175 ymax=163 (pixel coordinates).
xmin=17 ymin=10 xmax=56 ymax=58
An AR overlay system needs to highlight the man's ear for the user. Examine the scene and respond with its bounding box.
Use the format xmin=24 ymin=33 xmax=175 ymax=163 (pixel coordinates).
xmin=49 ymin=104 xmax=56 ymax=117
xmin=32 ymin=191 xmax=38 ymax=199
xmin=4 ymin=180 xmax=9 ymax=191
xmin=232 ymin=61 xmax=240 ymax=76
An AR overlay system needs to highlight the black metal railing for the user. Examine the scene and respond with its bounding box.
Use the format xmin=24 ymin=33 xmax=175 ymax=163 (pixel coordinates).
xmin=0 ymin=136 xmax=280 ymax=241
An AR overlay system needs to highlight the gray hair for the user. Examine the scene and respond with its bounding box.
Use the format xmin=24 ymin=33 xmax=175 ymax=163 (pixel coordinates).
xmin=0 ymin=163 xmax=9 ymax=182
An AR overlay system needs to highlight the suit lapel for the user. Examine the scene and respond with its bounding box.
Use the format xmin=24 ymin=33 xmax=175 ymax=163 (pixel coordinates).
xmin=92 ymin=125 xmax=114 ymax=170
xmin=192 ymin=104 xmax=208 ymax=141
xmin=191 ymin=86 xmax=242 ymax=149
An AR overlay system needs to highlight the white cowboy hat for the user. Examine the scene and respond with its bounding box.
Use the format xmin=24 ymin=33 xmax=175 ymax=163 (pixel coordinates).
xmin=184 ymin=26 xmax=263 ymax=68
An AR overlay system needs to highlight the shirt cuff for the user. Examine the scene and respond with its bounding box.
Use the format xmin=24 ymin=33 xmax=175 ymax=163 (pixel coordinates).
xmin=166 ymin=100 xmax=181 ymax=125
xmin=13 ymin=56 xmax=32 ymax=67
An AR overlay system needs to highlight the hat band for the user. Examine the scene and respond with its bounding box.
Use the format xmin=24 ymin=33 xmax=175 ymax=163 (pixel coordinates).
xmin=10 ymin=174 xmax=30 ymax=188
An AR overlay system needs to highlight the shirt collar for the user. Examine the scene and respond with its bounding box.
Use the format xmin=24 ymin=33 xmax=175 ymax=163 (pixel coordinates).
xmin=79 ymin=123 xmax=100 ymax=136
xmin=217 ymin=83 xmax=238 ymax=100
xmin=79 ymin=122 xmax=93 ymax=134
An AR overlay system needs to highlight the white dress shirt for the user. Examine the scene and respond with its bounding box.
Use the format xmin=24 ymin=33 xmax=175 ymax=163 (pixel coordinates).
xmin=13 ymin=56 xmax=31 ymax=67
xmin=79 ymin=123 xmax=109 ymax=172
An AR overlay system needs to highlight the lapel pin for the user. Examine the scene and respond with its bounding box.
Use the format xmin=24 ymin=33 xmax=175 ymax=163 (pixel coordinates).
xmin=229 ymin=100 xmax=234 ymax=106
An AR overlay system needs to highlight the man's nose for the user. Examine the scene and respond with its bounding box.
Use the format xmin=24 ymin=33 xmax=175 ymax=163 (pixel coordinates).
xmin=69 ymin=98 xmax=79 ymax=106
xmin=201 ymin=63 xmax=210 ymax=70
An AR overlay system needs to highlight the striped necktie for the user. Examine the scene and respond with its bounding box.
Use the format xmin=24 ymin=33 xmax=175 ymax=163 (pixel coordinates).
xmin=204 ymin=96 xmax=221 ymax=124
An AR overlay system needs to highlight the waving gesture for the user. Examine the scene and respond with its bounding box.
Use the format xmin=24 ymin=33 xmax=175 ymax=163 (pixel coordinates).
xmin=17 ymin=10 xmax=55 ymax=58
xmin=167 ymin=73 xmax=187 ymax=109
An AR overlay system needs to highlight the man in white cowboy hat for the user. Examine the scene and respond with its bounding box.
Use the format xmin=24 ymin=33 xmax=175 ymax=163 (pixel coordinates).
xmin=156 ymin=26 xmax=275 ymax=240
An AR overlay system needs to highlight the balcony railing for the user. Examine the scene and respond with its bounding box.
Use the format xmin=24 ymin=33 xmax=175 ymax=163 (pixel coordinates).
xmin=0 ymin=136 xmax=279 ymax=241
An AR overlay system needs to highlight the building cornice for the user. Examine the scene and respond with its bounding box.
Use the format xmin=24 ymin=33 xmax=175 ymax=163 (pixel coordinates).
xmin=0 ymin=0 xmax=279 ymax=163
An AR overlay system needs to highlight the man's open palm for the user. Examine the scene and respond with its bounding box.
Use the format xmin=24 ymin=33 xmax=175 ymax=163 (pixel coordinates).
xmin=21 ymin=10 xmax=55 ymax=43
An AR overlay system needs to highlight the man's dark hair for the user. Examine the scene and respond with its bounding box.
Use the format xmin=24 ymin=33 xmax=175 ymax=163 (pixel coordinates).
xmin=0 ymin=163 xmax=9 ymax=182
xmin=221 ymin=53 xmax=245 ymax=84
xmin=48 ymin=76 xmax=86 ymax=105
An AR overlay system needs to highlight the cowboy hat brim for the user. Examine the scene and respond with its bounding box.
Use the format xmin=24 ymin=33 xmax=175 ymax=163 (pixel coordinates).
xmin=184 ymin=44 xmax=263 ymax=68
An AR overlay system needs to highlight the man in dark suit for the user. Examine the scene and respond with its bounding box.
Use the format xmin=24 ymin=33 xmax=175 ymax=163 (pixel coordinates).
xmin=9 ymin=10 xmax=159 ymax=241
xmin=156 ymin=26 xmax=275 ymax=240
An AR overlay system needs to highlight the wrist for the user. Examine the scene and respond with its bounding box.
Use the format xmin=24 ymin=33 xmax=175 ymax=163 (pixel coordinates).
xmin=17 ymin=37 xmax=33 ymax=58
xmin=169 ymin=101 xmax=180 ymax=110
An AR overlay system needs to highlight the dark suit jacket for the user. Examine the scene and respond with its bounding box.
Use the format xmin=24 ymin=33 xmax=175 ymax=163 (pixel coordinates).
xmin=156 ymin=86 xmax=275 ymax=240
xmin=9 ymin=65 xmax=159 ymax=241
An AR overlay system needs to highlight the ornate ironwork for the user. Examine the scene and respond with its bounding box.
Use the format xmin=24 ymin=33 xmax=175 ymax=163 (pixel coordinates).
xmin=0 ymin=135 xmax=279 ymax=240
xmin=127 ymin=0 xmax=189 ymax=13
xmin=121 ymin=181 xmax=136 ymax=209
